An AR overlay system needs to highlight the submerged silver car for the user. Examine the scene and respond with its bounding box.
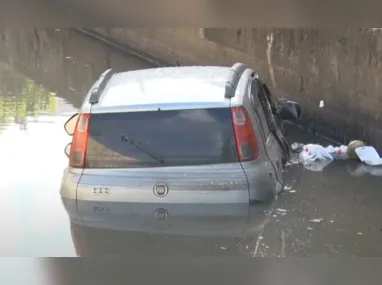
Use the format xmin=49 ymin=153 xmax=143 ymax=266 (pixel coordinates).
xmin=61 ymin=63 xmax=301 ymax=204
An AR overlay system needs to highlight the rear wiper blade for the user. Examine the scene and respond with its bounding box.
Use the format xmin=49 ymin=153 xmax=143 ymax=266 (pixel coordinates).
xmin=120 ymin=134 xmax=164 ymax=164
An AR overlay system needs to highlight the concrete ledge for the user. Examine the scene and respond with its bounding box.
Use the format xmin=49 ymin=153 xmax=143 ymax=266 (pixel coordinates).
xmin=74 ymin=29 xmax=169 ymax=68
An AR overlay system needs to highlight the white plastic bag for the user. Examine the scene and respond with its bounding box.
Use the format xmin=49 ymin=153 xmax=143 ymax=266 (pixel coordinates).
xmin=299 ymin=144 xmax=334 ymax=162
xmin=325 ymin=145 xmax=349 ymax=160
xmin=299 ymin=144 xmax=334 ymax=172
xmin=355 ymin=146 xmax=382 ymax=166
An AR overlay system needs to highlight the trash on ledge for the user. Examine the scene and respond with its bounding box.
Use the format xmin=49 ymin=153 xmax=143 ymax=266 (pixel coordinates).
xmin=347 ymin=140 xmax=365 ymax=159
xmin=355 ymin=146 xmax=382 ymax=166
xmin=291 ymin=142 xmax=304 ymax=153
xmin=299 ymin=144 xmax=340 ymax=161
xmin=289 ymin=140 xmax=382 ymax=172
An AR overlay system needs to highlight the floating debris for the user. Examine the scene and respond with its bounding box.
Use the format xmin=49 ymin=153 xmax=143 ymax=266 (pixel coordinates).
xmin=319 ymin=100 xmax=324 ymax=108
xmin=357 ymin=232 xmax=363 ymax=236
xmin=291 ymin=142 xmax=304 ymax=153
xmin=220 ymin=246 xmax=227 ymax=250
xmin=307 ymin=227 xmax=314 ymax=231
xmin=285 ymin=158 xmax=300 ymax=166
xmin=276 ymin=208 xmax=287 ymax=213
xmin=310 ymin=218 xmax=324 ymax=224
xmin=284 ymin=185 xmax=292 ymax=190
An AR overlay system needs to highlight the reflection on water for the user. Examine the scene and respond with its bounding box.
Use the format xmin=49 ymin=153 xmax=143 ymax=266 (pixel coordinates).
xmin=0 ymin=61 xmax=58 ymax=131
xmin=0 ymin=60 xmax=77 ymax=256
xmin=64 ymin=199 xmax=271 ymax=257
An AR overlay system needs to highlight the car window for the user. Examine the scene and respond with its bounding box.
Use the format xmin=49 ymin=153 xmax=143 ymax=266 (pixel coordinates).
xmin=256 ymin=79 xmax=277 ymax=130
xmin=250 ymin=80 xmax=270 ymax=135
xmin=85 ymin=108 xmax=239 ymax=168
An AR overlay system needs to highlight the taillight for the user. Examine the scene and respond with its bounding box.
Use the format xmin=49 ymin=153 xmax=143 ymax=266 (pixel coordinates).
xmin=69 ymin=113 xmax=90 ymax=168
xmin=231 ymin=107 xmax=259 ymax=161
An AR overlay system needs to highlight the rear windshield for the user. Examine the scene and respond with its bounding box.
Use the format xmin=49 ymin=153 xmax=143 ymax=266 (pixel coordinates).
xmin=85 ymin=108 xmax=238 ymax=168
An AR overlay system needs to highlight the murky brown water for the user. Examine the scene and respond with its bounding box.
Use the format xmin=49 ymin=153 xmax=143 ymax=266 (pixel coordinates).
xmin=0 ymin=28 xmax=381 ymax=258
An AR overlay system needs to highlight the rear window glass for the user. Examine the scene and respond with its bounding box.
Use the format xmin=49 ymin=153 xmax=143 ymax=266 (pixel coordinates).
xmin=85 ymin=108 xmax=238 ymax=168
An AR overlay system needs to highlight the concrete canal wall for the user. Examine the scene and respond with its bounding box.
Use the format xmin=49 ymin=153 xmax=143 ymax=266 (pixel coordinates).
xmin=0 ymin=29 xmax=154 ymax=108
xmin=90 ymin=28 xmax=382 ymax=149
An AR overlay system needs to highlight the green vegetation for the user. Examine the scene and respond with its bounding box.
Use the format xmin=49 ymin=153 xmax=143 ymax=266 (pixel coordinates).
xmin=0 ymin=61 xmax=57 ymax=129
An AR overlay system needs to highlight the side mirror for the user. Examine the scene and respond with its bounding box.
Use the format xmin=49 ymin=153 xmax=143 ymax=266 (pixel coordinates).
xmin=64 ymin=143 xmax=71 ymax=158
xmin=64 ymin=113 xmax=79 ymax=136
xmin=276 ymin=99 xmax=301 ymax=120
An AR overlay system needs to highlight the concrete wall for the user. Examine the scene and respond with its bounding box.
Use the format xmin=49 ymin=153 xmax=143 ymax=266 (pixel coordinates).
xmin=0 ymin=29 xmax=154 ymax=108
xmin=92 ymin=28 xmax=382 ymax=149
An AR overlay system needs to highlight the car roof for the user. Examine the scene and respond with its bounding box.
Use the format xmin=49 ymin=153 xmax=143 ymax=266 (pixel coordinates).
xmin=98 ymin=66 xmax=232 ymax=108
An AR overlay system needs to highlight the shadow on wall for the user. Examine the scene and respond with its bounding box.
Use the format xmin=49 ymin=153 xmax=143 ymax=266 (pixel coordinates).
xmin=203 ymin=28 xmax=382 ymax=150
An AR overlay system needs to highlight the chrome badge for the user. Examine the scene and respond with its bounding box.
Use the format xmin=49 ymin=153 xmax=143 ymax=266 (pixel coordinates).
xmin=153 ymin=208 xmax=168 ymax=221
xmin=153 ymin=183 xmax=169 ymax=197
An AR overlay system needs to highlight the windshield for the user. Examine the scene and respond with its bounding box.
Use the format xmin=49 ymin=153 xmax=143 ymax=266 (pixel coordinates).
xmin=85 ymin=107 xmax=238 ymax=168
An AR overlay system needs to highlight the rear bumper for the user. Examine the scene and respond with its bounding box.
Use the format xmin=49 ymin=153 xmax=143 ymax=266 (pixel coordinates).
xmin=76 ymin=183 xmax=250 ymax=203
xmin=241 ymin=160 xmax=282 ymax=202
xmin=59 ymin=166 xmax=277 ymax=204
xmin=72 ymin=163 xmax=251 ymax=204
xmin=60 ymin=173 xmax=250 ymax=204
xmin=60 ymin=167 xmax=83 ymax=200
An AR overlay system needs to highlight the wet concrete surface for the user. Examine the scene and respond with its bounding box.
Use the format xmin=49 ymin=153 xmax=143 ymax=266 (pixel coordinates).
xmin=0 ymin=28 xmax=381 ymax=257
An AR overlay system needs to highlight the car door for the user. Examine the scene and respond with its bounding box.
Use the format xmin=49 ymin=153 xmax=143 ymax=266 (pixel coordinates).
xmin=249 ymin=79 xmax=284 ymax=186
xmin=257 ymin=79 xmax=291 ymax=159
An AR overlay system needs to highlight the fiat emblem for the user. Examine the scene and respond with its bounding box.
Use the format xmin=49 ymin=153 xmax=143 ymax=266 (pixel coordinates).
xmin=153 ymin=183 xmax=169 ymax=197
xmin=153 ymin=208 xmax=168 ymax=220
